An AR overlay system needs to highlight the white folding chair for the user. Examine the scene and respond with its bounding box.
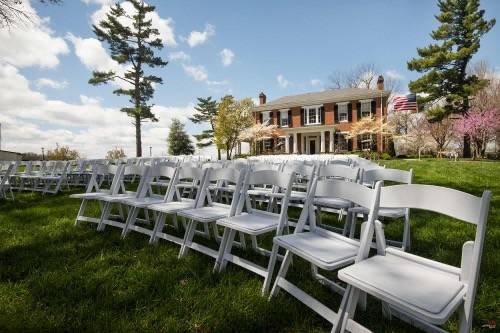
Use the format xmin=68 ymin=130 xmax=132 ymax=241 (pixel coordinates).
xmin=337 ymin=185 xmax=491 ymax=333
xmin=147 ymin=167 xmax=207 ymax=246
xmin=177 ymin=167 xmax=246 ymax=260
xmin=213 ymin=169 xmax=295 ymax=282
xmin=314 ymin=164 xmax=360 ymax=234
xmin=349 ymin=168 xmax=413 ymax=250
xmin=120 ymin=165 xmax=178 ymax=238
xmin=96 ymin=165 xmax=151 ymax=231
xmin=0 ymin=163 xmax=15 ymax=200
xmin=265 ymin=178 xmax=382 ymax=332
xmin=72 ymin=164 xmax=123 ymax=226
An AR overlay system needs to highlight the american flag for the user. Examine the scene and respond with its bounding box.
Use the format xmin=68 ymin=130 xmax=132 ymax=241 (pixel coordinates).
xmin=393 ymin=93 xmax=417 ymax=112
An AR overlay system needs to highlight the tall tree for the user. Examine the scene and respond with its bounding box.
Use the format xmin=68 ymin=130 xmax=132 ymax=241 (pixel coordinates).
xmin=190 ymin=97 xmax=220 ymax=160
xmin=167 ymin=119 xmax=195 ymax=156
xmin=89 ymin=0 xmax=168 ymax=157
xmin=214 ymin=96 xmax=254 ymax=160
xmin=407 ymin=0 xmax=495 ymax=157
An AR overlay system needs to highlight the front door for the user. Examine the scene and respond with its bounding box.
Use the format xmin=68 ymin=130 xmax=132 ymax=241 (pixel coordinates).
xmin=309 ymin=139 xmax=316 ymax=155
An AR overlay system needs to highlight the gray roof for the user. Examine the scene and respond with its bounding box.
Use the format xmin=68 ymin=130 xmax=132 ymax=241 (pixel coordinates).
xmin=253 ymin=88 xmax=390 ymax=112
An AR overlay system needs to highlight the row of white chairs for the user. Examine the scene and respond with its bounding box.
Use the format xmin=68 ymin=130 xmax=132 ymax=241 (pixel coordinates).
xmin=70 ymin=161 xmax=490 ymax=333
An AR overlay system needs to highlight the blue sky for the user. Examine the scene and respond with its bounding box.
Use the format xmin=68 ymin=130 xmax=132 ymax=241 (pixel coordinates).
xmin=1 ymin=0 xmax=498 ymax=157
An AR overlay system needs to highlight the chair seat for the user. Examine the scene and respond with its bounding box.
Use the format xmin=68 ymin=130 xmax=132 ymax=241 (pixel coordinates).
xmin=178 ymin=205 xmax=231 ymax=223
xmin=338 ymin=249 xmax=465 ymax=324
xmin=314 ymin=197 xmax=351 ymax=209
xmin=69 ymin=191 xmax=110 ymax=199
xmin=217 ymin=212 xmax=280 ymax=235
xmin=147 ymin=201 xmax=195 ymax=214
xmin=349 ymin=206 xmax=406 ymax=218
xmin=120 ymin=196 xmax=165 ymax=208
xmin=274 ymin=231 xmax=358 ymax=270
xmin=98 ymin=192 xmax=136 ymax=202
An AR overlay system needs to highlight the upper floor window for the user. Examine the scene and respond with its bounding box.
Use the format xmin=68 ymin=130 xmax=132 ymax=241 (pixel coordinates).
xmin=304 ymin=105 xmax=323 ymax=125
xmin=338 ymin=103 xmax=349 ymax=122
xmin=262 ymin=111 xmax=271 ymax=124
xmin=360 ymin=100 xmax=373 ymax=118
xmin=280 ymin=109 xmax=289 ymax=127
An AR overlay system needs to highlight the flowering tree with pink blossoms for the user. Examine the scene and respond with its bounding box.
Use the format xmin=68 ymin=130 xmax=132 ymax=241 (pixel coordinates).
xmin=455 ymin=109 xmax=500 ymax=158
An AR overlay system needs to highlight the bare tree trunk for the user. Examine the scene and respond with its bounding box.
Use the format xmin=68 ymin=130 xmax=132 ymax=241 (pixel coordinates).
xmin=135 ymin=115 xmax=142 ymax=157
xmin=217 ymin=149 xmax=221 ymax=161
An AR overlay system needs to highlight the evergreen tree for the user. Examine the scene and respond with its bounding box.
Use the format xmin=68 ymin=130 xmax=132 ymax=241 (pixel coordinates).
xmin=189 ymin=96 xmax=220 ymax=160
xmin=167 ymin=119 xmax=195 ymax=156
xmin=89 ymin=0 xmax=168 ymax=157
xmin=407 ymin=0 xmax=495 ymax=157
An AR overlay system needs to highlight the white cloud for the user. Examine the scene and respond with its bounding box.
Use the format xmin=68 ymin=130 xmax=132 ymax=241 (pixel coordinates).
xmin=385 ymin=69 xmax=404 ymax=80
xmin=0 ymin=2 xmax=68 ymax=68
xmin=182 ymin=64 xmax=208 ymax=82
xmin=35 ymin=78 xmax=68 ymax=89
xmin=90 ymin=1 xmax=177 ymax=47
xmin=169 ymin=51 xmax=190 ymax=62
xmin=277 ymin=74 xmax=291 ymax=88
xmin=220 ymin=48 xmax=235 ymax=67
xmin=310 ymin=79 xmax=321 ymax=87
xmin=0 ymin=63 xmax=196 ymax=158
xmin=185 ymin=24 xmax=215 ymax=47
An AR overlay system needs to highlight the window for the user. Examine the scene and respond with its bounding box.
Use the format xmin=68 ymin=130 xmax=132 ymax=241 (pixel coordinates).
xmin=262 ymin=111 xmax=271 ymax=124
xmin=304 ymin=106 xmax=322 ymax=125
xmin=280 ymin=110 xmax=289 ymax=127
xmin=336 ymin=133 xmax=348 ymax=151
xmin=276 ymin=137 xmax=286 ymax=152
xmin=360 ymin=133 xmax=372 ymax=150
xmin=338 ymin=103 xmax=348 ymax=122
xmin=264 ymin=139 xmax=272 ymax=150
xmin=360 ymin=100 xmax=372 ymax=118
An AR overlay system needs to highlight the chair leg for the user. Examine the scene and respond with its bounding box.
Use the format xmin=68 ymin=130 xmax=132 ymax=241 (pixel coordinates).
xmin=75 ymin=199 xmax=88 ymax=226
xmin=218 ymin=229 xmax=237 ymax=272
xmin=331 ymin=285 xmax=354 ymax=333
xmin=121 ymin=206 xmax=138 ymax=238
xmin=338 ymin=286 xmax=361 ymax=333
xmin=238 ymin=232 xmax=247 ymax=249
xmin=213 ymin=227 xmax=230 ymax=272
xmin=262 ymin=243 xmax=280 ymax=295
xmin=178 ymin=220 xmax=196 ymax=259
xmin=251 ymin=235 xmax=258 ymax=250
xmin=458 ymin=303 xmax=472 ymax=333
xmin=402 ymin=215 xmax=411 ymax=251
xmin=342 ymin=211 xmax=352 ymax=236
xmin=97 ymin=202 xmax=112 ymax=231
xmin=149 ymin=212 xmax=166 ymax=244
xmin=269 ymin=250 xmax=293 ymax=298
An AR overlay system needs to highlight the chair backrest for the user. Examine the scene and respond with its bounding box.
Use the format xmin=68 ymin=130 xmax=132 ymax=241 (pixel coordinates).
xmin=318 ymin=164 xmax=359 ymax=182
xmin=363 ymin=168 xmax=413 ymax=186
xmin=199 ymin=167 xmax=246 ymax=215
xmin=282 ymin=163 xmax=316 ymax=179
xmin=237 ymin=170 xmax=295 ymax=230
xmin=149 ymin=165 xmax=178 ymax=199
xmin=251 ymin=162 xmax=281 ymax=172
xmin=379 ymin=184 xmax=491 ymax=321
xmin=171 ymin=167 xmax=207 ymax=202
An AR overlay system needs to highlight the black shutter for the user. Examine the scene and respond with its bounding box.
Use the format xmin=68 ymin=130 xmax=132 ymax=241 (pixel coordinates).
xmin=347 ymin=138 xmax=352 ymax=151
xmin=371 ymin=100 xmax=376 ymax=116
xmin=275 ymin=111 xmax=279 ymax=127
xmin=288 ymin=110 xmax=292 ymax=127
xmin=334 ymin=104 xmax=339 ymax=124
xmin=372 ymin=134 xmax=377 ymax=151
xmin=347 ymin=103 xmax=352 ymax=122
xmin=357 ymin=135 xmax=362 ymax=150
xmin=320 ymin=106 xmax=325 ymax=124
xmin=259 ymin=113 xmax=263 ymax=124
xmin=300 ymin=108 xmax=305 ymax=126
xmin=357 ymin=102 xmax=361 ymax=120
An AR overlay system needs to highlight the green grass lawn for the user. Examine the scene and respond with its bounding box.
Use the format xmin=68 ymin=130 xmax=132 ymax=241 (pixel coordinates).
xmin=0 ymin=159 xmax=498 ymax=332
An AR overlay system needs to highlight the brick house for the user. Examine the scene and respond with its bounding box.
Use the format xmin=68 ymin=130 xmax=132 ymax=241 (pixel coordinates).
xmin=252 ymin=76 xmax=390 ymax=154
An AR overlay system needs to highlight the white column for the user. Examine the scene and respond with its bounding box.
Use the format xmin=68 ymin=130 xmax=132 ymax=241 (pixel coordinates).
xmin=293 ymin=133 xmax=298 ymax=154
xmin=320 ymin=131 xmax=325 ymax=153
xmin=329 ymin=130 xmax=334 ymax=153
xmin=285 ymin=135 xmax=290 ymax=154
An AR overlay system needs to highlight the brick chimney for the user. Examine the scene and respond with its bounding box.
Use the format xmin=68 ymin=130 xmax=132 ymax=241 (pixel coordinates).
xmin=377 ymin=75 xmax=385 ymax=90
xmin=259 ymin=92 xmax=266 ymax=105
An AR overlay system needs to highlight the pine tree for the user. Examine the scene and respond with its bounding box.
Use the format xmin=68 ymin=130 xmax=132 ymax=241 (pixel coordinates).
xmin=189 ymin=97 xmax=220 ymax=160
xmin=167 ymin=119 xmax=195 ymax=156
xmin=407 ymin=0 xmax=495 ymax=157
xmin=89 ymin=0 xmax=168 ymax=157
